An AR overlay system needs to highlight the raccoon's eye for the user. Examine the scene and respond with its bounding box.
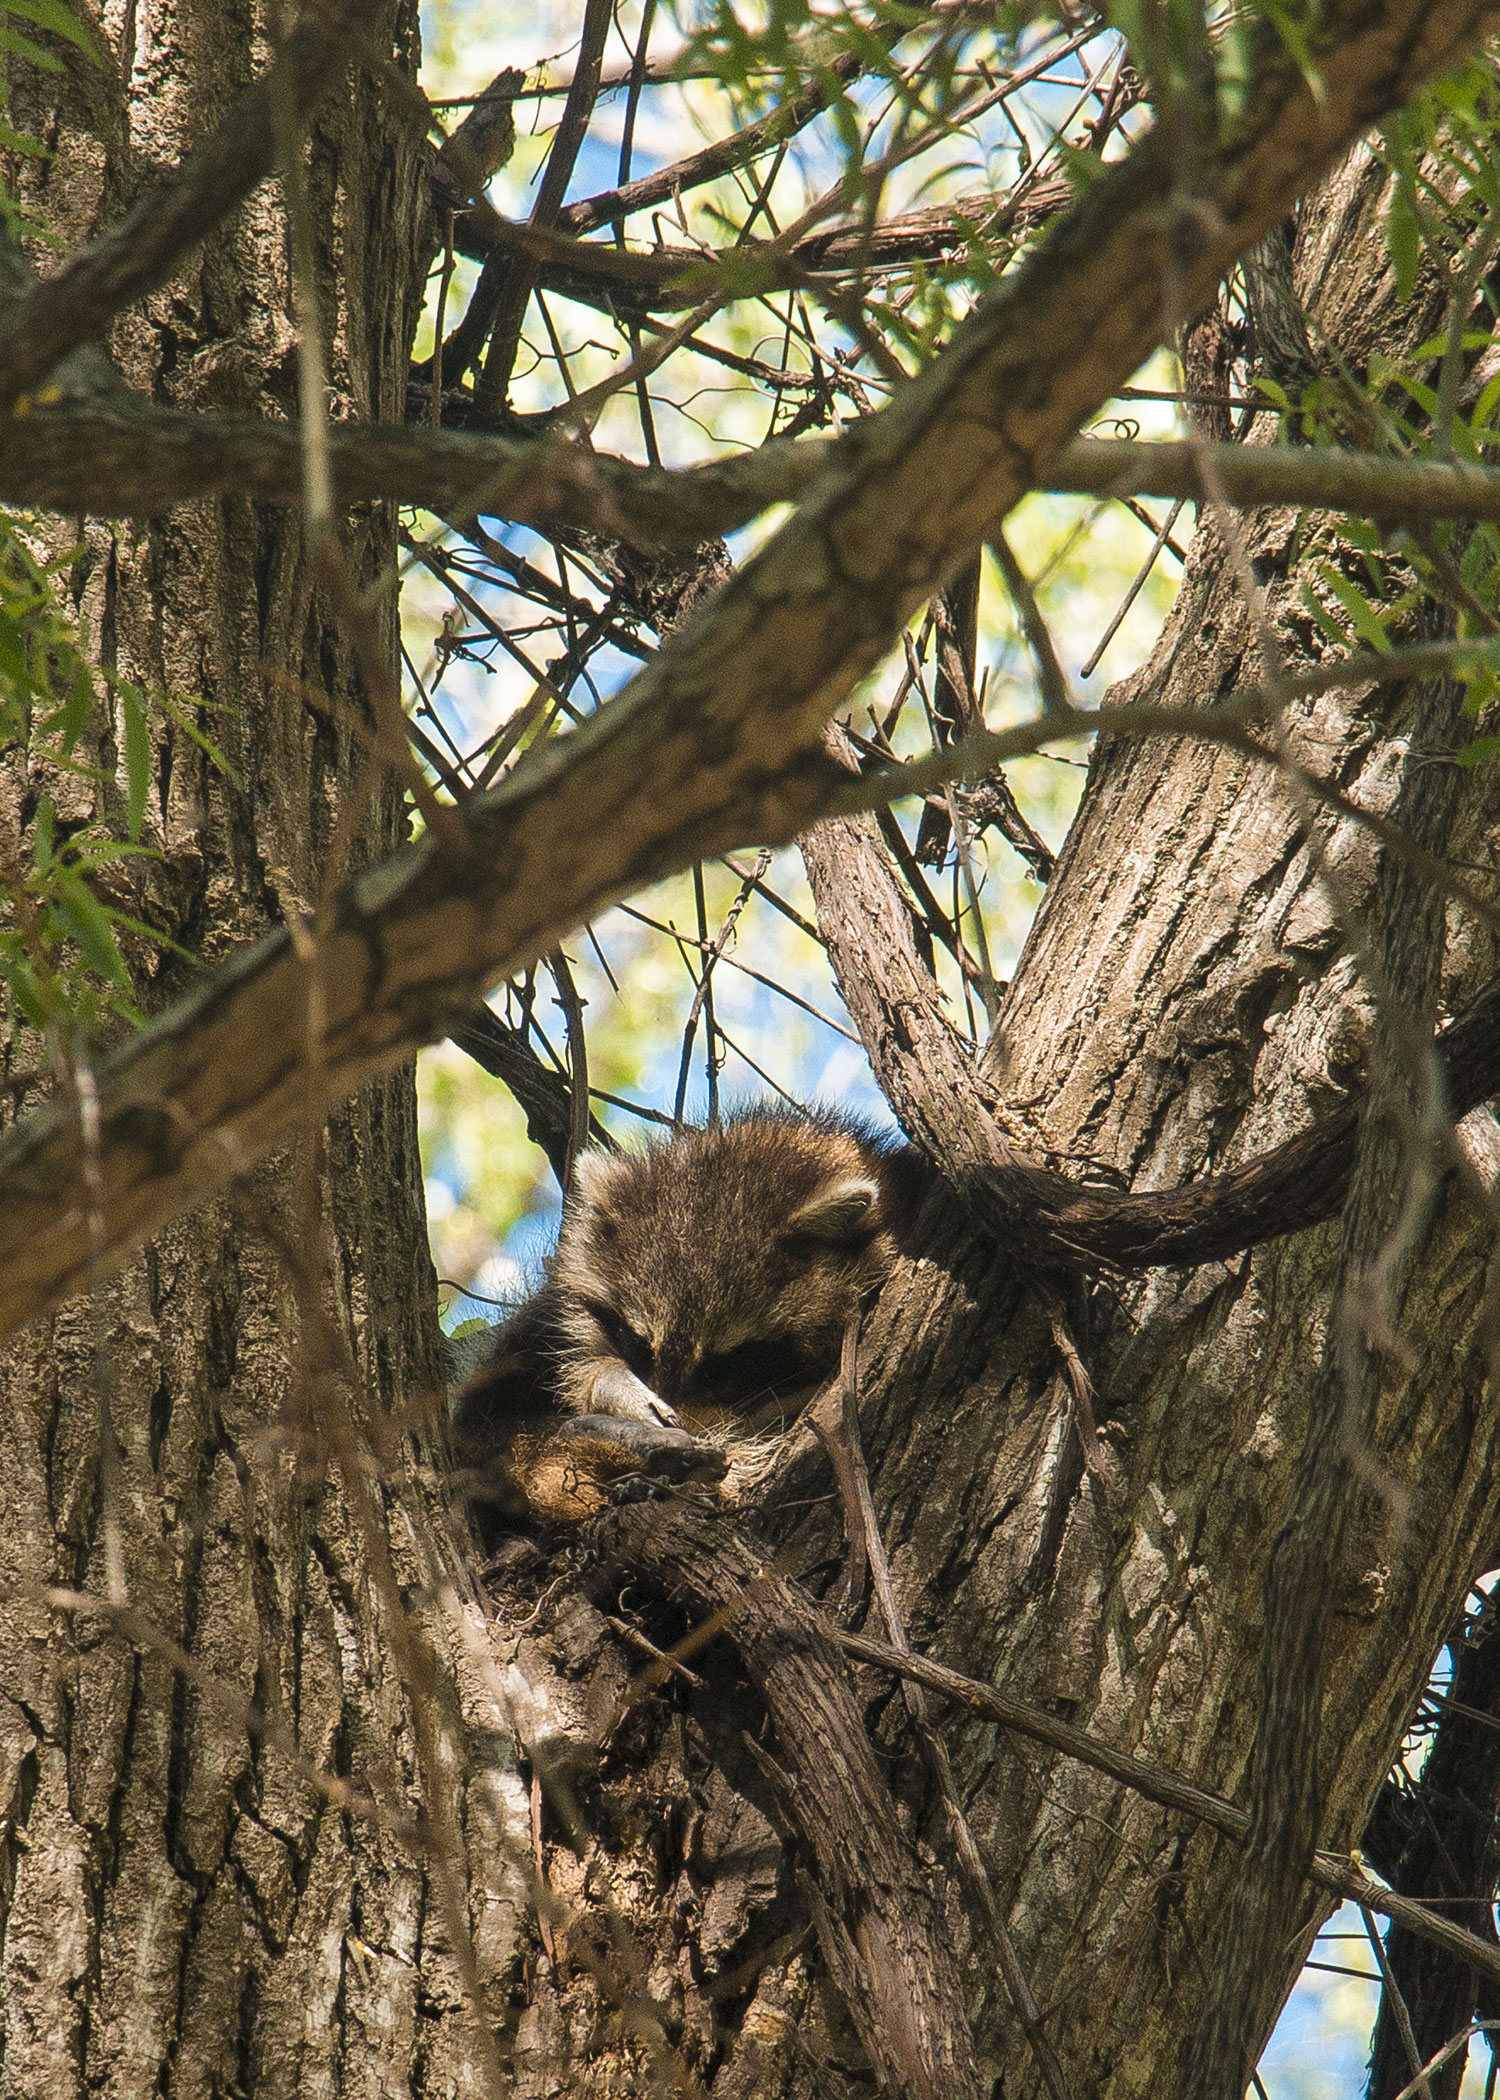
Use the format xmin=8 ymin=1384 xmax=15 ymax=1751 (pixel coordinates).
xmin=587 ymin=1303 xmax=655 ymax=1380
xmin=699 ymin=1336 xmax=807 ymax=1401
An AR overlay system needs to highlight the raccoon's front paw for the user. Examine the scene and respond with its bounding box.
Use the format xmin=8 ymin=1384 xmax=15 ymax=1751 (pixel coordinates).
xmin=521 ymin=1416 xmax=727 ymax=1523
xmin=559 ymin=1415 xmax=726 ymax=1485
xmin=639 ymin=1426 xmax=729 ymax=1486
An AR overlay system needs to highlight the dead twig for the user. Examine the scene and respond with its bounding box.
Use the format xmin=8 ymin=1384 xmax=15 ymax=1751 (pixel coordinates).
xmin=1042 ymin=1286 xmax=1110 ymax=1486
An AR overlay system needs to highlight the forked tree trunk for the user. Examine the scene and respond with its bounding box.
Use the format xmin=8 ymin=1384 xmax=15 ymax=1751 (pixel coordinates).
xmin=452 ymin=148 xmax=1500 ymax=2100
xmin=789 ymin=151 xmax=1500 ymax=2092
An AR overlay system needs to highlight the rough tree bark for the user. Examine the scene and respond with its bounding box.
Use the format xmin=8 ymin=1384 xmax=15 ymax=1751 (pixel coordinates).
xmin=0 ymin=11 xmax=519 ymax=2096
xmin=801 ymin=153 xmax=1500 ymax=2093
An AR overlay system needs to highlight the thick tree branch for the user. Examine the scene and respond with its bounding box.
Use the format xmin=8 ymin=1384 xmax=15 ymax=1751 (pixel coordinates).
xmin=598 ymin=1501 xmax=983 ymax=2100
xmin=1057 ymin=436 xmax=1500 ymax=529
xmin=0 ymin=0 xmax=372 ymax=410
xmin=17 ymin=398 xmax=1500 ymax=543
xmin=0 ymin=397 xmax=824 ymax=540
xmin=804 ymin=802 xmax=1500 ymax=1271
xmin=0 ymin=0 xmax=1491 ymax=1338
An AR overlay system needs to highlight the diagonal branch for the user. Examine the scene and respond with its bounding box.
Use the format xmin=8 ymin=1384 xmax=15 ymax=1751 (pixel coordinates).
xmin=446 ymin=179 xmax=1077 ymax=318
xmin=0 ymin=0 xmax=372 ymax=410
xmin=554 ymin=27 xmax=909 ymax=237
xmin=446 ymin=1004 xmax=614 ymax=1188
xmin=473 ymin=0 xmax=613 ymax=405
xmin=599 ymin=1501 xmax=983 ymax=2100
xmin=804 ymin=795 xmax=1500 ymax=1271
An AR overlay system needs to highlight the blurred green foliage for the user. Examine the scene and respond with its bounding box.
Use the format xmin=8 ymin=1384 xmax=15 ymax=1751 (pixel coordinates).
xmin=0 ymin=520 xmax=216 ymax=1045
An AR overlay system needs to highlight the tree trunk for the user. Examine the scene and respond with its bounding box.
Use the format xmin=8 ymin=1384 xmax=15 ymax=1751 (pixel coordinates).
xmin=0 ymin=11 xmax=515 ymax=2097
xmin=792 ymin=149 xmax=1500 ymax=2093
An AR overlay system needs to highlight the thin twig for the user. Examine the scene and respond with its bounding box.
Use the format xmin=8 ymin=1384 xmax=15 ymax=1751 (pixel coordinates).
xmin=832 ymin=1626 xmax=1500 ymax=1995
xmin=1391 ymin=2025 xmax=1500 ymax=2100
xmin=672 ymin=857 xmax=766 ymax=1126
xmin=549 ymin=948 xmax=590 ymax=1190
xmin=831 ymin=666 xmax=1500 ymax=942
xmin=1360 ymin=1903 xmax=1435 ymax=2100
xmin=477 ymin=0 xmax=613 ymax=405
xmin=990 ymin=529 xmax=1073 ymax=717
xmin=1079 ymin=497 xmax=1186 ymax=679
xmin=616 ymin=900 xmax=858 ymax=1041
xmin=1043 ymin=1286 xmax=1110 ymax=1484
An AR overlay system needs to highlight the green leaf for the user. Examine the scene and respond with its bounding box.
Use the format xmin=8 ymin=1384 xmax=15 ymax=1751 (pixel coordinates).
xmin=98 ymin=907 xmax=192 ymax=965
xmin=119 ymin=684 xmax=150 ymax=841
xmin=1457 ymin=661 xmax=1498 ymax=715
xmin=3 ymin=0 xmax=97 ymax=54
xmin=0 ymin=25 xmax=63 ymax=69
xmin=0 ymin=118 xmax=48 ymax=157
xmin=1298 ymin=581 xmax=1351 ymax=652
xmin=1385 ymin=369 xmax=1440 ymax=418
xmin=30 ymin=793 xmax=53 ymax=869
xmin=1317 ymin=564 xmax=1394 ymax=652
xmin=64 ymin=837 xmax=156 ymax=869
xmin=1385 ymin=165 xmax=1421 ymax=302
xmin=1056 ymin=139 xmax=1106 ymax=195
xmin=6 ymin=958 xmax=51 ymax=1031
xmin=1409 ymin=329 xmax=1493 ymax=361
xmin=52 ymin=869 xmax=129 ymax=986
xmin=54 ymin=661 xmax=95 ymax=752
xmin=1261 ymin=0 xmax=1325 ymax=106
xmin=1457 ymin=734 xmax=1500 ymax=766
xmin=159 ymin=698 xmax=241 ymax=789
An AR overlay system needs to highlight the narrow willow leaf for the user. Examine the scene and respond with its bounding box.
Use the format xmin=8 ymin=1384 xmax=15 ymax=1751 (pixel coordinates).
xmin=53 ymin=869 xmax=130 ymax=986
xmin=119 ymin=685 xmax=150 ymax=841
xmin=1318 ymin=563 xmax=1394 ymax=652
xmin=5 ymin=0 xmax=96 ymax=49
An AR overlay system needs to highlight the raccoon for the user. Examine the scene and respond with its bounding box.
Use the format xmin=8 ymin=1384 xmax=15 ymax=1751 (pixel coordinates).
xmin=451 ymin=1108 xmax=920 ymax=1530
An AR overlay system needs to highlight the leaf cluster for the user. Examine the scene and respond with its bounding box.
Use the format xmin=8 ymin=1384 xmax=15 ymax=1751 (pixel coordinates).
xmin=0 ymin=518 xmax=213 ymax=1041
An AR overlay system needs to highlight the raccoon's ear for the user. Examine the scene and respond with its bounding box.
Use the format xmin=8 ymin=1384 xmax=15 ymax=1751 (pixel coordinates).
xmin=786 ymin=1175 xmax=883 ymax=1243
xmin=569 ymin=1146 xmax=628 ymax=1208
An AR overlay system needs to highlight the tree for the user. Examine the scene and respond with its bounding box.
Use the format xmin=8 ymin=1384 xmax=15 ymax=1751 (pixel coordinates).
xmin=2 ymin=0 xmax=1500 ymax=2095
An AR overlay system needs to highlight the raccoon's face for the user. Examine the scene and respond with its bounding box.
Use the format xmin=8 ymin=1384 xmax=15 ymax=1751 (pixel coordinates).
xmin=551 ymin=1115 xmax=906 ymax=1428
